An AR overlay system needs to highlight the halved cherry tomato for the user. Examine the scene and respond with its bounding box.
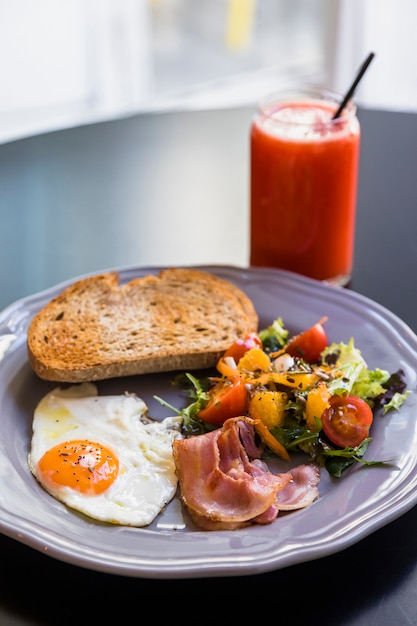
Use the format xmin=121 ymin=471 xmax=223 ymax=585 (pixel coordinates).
xmin=321 ymin=394 xmax=373 ymax=448
xmin=285 ymin=318 xmax=328 ymax=363
xmin=197 ymin=377 xmax=249 ymax=426
xmin=223 ymin=332 xmax=262 ymax=364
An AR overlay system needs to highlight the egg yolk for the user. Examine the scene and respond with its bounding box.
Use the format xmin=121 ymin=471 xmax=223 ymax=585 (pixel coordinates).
xmin=37 ymin=440 xmax=119 ymax=495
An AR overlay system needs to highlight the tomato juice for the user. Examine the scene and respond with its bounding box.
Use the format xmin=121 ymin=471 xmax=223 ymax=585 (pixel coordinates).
xmin=250 ymin=89 xmax=360 ymax=285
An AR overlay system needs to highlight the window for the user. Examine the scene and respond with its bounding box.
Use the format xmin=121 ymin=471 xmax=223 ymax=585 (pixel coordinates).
xmin=332 ymin=0 xmax=417 ymax=113
xmin=0 ymin=0 xmax=335 ymax=143
xmin=4 ymin=0 xmax=414 ymax=144
xmin=149 ymin=0 xmax=335 ymax=108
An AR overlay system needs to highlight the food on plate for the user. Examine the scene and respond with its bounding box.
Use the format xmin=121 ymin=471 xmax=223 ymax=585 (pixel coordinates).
xmin=283 ymin=317 xmax=328 ymax=363
xmin=166 ymin=317 xmax=411 ymax=479
xmin=172 ymin=416 xmax=320 ymax=530
xmin=27 ymin=268 xmax=258 ymax=383
xmin=320 ymin=394 xmax=374 ymax=448
xmin=26 ymin=305 xmax=411 ymax=531
xmin=28 ymin=383 xmax=183 ymax=526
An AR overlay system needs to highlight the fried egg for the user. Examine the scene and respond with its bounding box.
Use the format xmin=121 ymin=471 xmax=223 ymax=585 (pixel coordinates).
xmin=28 ymin=383 xmax=183 ymax=526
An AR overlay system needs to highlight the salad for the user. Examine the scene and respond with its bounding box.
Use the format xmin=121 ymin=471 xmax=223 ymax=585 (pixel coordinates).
xmin=159 ymin=317 xmax=411 ymax=478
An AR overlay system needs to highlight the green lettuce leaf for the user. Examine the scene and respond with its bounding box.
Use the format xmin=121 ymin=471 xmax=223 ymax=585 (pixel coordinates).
xmin=322 ymin=338 xmax=389 ymax=401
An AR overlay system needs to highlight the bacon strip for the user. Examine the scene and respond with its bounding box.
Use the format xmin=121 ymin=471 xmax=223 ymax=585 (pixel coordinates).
xmin=276 ymin=464 xmax=320 ymax=510
xmin=173 ymin=417 xmax=320 ymax=530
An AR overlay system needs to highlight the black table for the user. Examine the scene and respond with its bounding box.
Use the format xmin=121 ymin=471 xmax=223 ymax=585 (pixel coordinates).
xmin=1 ymin=105 xmax=417 ymax=625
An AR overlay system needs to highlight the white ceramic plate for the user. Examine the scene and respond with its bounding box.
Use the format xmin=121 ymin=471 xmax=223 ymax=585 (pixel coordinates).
xmin=1 ymin=265 xmax=417 ymax=579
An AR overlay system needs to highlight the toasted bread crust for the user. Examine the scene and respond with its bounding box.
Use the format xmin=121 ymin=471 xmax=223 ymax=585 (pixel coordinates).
xmin=27 ymin=268 xmax=258 ymax=382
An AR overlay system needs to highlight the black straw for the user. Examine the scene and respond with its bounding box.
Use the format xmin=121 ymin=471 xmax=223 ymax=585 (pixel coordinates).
xmin=332 ymin=52 xmax=375 ymax=119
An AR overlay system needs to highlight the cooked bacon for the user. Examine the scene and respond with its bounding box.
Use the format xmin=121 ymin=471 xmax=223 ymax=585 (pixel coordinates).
xmin=172 ymin=417 xmax=320 ymax=530
xmin=276 ymin=464 xmax=320 ymax=510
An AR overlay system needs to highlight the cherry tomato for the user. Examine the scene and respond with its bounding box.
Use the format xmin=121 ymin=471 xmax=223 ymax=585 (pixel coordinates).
xmin=321 ymin=394 xmax=373 ymax=448
xmin=223 ymin=332 xmax=262 ymax=364
xmin=285 ymin=320 xmax=328 ymax=363
xmin=197 ymin=377 xmax=249 ymax=426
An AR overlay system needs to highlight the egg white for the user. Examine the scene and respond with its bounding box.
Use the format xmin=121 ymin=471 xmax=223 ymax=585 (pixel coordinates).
xmin=28 ymin=382 xmax=183 ymax=526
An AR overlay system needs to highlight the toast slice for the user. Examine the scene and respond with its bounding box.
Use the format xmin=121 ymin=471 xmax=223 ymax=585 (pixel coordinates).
xmin=27 ymin=268 xmax=258 ymax=382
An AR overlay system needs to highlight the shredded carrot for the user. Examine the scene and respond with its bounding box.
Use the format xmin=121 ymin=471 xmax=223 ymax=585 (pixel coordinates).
xmin=241 ymin=371 xmax=319 ymax=390
xmin=216 ymin=356 xmax=239 ymax=378
xmin=248 ymin=417 xmax=291 ymax=462
xmin=269 ymin=347 xmax=285 ymax=359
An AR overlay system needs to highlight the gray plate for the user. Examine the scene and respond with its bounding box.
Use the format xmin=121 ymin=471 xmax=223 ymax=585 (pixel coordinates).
xmin=1 ymin=264 xmax=417 ymax=579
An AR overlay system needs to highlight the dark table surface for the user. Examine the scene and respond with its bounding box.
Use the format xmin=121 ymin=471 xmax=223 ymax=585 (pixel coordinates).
xmin=1 ymin=105 xmax=417 ymax=625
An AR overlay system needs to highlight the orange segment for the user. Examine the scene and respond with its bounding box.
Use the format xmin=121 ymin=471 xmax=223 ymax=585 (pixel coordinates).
xmin=305 ymin=380 xmax=331 ymax=431
xmin=237 ymin=347 xmax=271 ymax=373
xmin=248 ymin=389 xmax=288 ymax=430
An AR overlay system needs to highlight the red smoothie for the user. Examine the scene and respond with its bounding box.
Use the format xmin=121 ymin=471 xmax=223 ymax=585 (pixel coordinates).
xmin=250 ymin=90 xmax=360 ymax=285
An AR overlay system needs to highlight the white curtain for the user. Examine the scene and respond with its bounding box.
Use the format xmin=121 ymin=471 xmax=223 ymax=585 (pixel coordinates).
xmin=332 ymin=0 xmax=417 ymax=113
